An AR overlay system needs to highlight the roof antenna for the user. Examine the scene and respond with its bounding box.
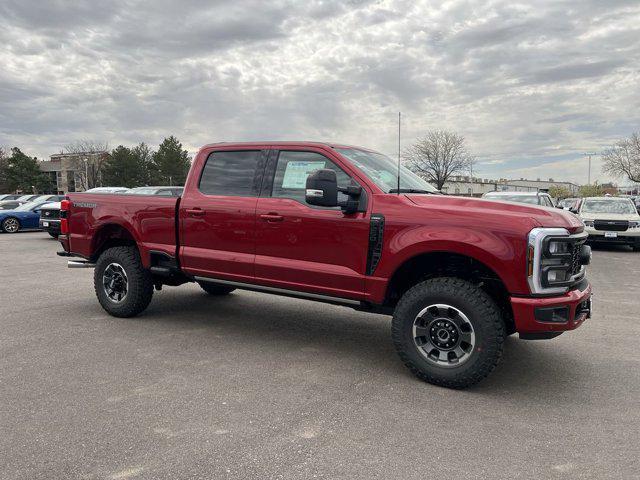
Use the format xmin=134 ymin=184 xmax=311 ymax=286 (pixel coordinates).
xmin=397 ymin=112 xmax=401 ymax=195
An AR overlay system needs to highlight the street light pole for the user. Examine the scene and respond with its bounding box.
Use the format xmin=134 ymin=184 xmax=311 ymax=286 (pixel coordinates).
xmin=83 ymin=158 xmax=89 ymax=190
xmin=583 ymin=152 xmax=597 ymax=185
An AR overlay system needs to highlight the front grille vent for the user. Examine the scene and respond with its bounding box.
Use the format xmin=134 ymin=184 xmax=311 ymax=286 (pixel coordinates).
xmin=594 ymin=220 xmax=628 ymax=232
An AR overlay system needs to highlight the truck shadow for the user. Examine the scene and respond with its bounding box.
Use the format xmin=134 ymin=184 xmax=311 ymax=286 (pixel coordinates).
xmin=589 ymin=243 xmax=634 ymax=253
xmin=143 ymin=288 xmax=589 ymax=399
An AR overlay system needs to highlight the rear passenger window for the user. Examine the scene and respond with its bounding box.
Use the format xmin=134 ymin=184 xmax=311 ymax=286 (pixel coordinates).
xmin=271 ymin=151 xmax=353 ymax=205
xmin=199 ymin=151 xmax=261 ymax=196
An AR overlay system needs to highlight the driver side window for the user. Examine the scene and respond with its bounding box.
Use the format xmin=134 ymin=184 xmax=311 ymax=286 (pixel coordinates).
xmin=271 ymin=151 xmax=353 ymax=206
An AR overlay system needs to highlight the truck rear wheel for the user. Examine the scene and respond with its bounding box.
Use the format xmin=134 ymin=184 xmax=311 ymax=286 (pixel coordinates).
xmin=391 ymin=277 xmax=505 ymax=389
xmin=94 ymin=246 xmax=153 ymax=318
xmin=198 ymin=282 xmax=236 ymax=296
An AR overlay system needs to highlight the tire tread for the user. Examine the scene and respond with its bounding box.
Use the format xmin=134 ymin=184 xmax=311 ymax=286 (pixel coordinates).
xmin=94 ymin=246 xmax=153 ymax=318
xmin=391 ymin=277 xmax=505 ymax=389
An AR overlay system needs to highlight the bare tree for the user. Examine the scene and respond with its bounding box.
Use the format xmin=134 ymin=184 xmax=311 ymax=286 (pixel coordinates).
xmin=63 ymin=140 xmax=110 ymax=190
xmin=404 ymin=130 xmax=475 ymax=191
xmin=602 ymin=132 xmax=640 ymax=183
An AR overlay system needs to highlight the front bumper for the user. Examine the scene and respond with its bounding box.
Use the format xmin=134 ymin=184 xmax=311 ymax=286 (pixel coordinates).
xmin=510 ymin=282 xmax=592 ymax=338
xmin=39 ymin=219 xmax=60 ymax=233
xmin=585 ymin=226 xmax=640 ymax=245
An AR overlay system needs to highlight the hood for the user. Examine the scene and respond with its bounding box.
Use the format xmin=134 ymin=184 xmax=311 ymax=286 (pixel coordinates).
xmin=40 ymin=202 xmax=61 ymax=210
xmin=406 ymin=194 xmax=584 ymax=232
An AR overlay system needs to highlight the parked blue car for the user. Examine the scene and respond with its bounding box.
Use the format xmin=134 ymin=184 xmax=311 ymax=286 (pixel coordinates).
xmin=0 ymin=196 xmax=65 ymax=233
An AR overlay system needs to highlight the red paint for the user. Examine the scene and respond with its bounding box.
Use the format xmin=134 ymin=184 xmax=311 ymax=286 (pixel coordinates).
xmin=63 ymin=141 xmax=592 ymax=336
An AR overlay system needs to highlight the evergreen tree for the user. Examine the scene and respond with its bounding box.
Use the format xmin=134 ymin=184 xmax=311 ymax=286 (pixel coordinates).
xmin=3 ymin=147 xmax=49 ymax=192
xmin=0 ymin=147 xmax=10 ymax=192
xmin=131 ymin=142 xmax=154 ymax=186
xmin=151 ymin=136 xmax=191 ymax=185
xmin=102 ymin=146 xmax=144 ymax=188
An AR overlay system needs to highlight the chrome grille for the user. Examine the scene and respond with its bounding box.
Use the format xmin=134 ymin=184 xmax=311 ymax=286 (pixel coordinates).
xmin=40 ymin=209 xmax=60 ymax=219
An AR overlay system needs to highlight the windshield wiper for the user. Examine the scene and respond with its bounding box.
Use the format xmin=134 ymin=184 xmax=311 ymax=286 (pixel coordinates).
xmin=388 ymin=188 xmax=439 ymax=194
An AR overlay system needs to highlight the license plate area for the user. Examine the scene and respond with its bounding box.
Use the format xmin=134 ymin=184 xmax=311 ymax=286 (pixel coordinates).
xmin=604 ymin=231 xmax=617 ymax=238
xmin=42 ymin=221 xmax=49 ymax=227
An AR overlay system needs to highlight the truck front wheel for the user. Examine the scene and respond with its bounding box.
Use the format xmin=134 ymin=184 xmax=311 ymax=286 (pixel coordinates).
xmin=94 ymin=246 xmax=154 ymax=318
xmin=391 ymin=277 xmax=505 ymax=389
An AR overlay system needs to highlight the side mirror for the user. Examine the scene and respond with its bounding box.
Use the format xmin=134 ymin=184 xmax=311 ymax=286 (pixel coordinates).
xmin=305 ymin=169 xmax=362 ymax=214
xmin=306 ymin=169 xmax=338 ymax=207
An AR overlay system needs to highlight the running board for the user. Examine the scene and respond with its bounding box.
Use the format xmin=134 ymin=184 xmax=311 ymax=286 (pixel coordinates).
xmin=194 ymin=276 xmax=362 ymax=308
xmin=68 ymin=260 xmax=96 ymax=269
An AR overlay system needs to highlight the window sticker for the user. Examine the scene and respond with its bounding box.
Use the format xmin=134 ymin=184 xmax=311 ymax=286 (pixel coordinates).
xmin=281 ymin=161 xmax=326 ymax=189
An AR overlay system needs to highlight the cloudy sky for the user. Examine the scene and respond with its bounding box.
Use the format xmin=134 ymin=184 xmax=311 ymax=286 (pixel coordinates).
xmin=1 ymin=0 xmax=639 ymax=184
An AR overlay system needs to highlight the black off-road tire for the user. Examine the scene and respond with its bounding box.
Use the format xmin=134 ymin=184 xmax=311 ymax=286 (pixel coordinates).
xmin=94 ymin=246 xmax=154 ymax=318
xmin=391 ymin=277 xmax=505 ymax=389
xmin=48 ymin=232 xmax=58 ymax=238
xmin=198 ymin=282 xmax=236 ymax=296
xmin=633 ymin=245 xmax=640 ymax=252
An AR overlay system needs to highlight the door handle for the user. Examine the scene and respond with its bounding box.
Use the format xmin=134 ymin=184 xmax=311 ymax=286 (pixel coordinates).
xmin=259 ymin=213 xmax=284 ymax=222
xmin=185 ymin=208 xmax=205 ymax=216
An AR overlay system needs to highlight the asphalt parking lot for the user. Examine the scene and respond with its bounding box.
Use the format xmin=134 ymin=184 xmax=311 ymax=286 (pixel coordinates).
xmin=1 ymin=232 xmax=639 ymax=479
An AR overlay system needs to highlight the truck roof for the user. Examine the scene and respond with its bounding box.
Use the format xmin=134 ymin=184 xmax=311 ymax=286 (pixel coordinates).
xmin=200 ymin=141 xmax=375 ymax=151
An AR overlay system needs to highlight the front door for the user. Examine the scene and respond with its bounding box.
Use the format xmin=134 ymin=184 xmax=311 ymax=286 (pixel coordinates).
xmin=255 ymin=148 xmax=371 ymax=300
xmin=179 ymin=149 xmax=267 ymax=283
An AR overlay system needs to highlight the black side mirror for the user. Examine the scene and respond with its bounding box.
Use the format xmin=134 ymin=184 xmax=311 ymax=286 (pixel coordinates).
xmin=306 ymin=169 xmax=338 ymax=207
xmin=305 ymin=169 xmax=362 ymax=214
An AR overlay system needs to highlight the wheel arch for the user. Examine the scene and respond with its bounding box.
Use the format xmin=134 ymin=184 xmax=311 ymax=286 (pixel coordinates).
xmin=90 ymin=223 xmax=140 ymax=263
xmin=383 ymin=250 xmax=515 ymax=334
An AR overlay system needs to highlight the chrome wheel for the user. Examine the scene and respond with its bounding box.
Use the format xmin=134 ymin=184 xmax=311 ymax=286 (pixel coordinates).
xmin=412 ymin=303 xmax=476 ymax=368
xmin=3 ymin=218 xmax=19 ymax=233
xmin=102 ymin=263 xmax=128 ymax=303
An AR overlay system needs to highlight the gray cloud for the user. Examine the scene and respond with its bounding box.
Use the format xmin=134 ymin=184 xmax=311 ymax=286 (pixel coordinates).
xmin=525 ymin=60 xmax=627 ymax=84
xmin=1 ymin=0 xmax=639 ymax=184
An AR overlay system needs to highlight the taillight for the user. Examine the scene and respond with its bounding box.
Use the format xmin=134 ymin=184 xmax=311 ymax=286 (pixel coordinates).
xmin=60 ymin=198 xmax=70 ymax=235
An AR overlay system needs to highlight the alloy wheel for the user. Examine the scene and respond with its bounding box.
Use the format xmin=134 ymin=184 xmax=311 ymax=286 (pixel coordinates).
xmin=412 ymin=303 xmax=476 ymax=368
xmin=102 ymin=263 xmax=129 ymax=303
xmin=3 ymin=218 xmax=19 ymax=233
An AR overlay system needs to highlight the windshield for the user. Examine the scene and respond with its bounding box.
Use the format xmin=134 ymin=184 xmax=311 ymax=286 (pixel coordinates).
xmin=13 ymin=200 xmax=45 ymax=212
xmin=581 ymin=199 xmax=637 ymax=215
xmin=485 ymin=194 xmax=539 ymax=205
xmin=336 ymin=148 xmax=438 ymax=193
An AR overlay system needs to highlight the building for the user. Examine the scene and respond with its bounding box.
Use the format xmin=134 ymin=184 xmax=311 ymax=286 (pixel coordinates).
xmin=499 ymin=178 xmax=580 ymax=195
xmin=439 ymin=176 xmax=500 ymax=197
xmin=436 ymin=175 xmax=580 ymax=197
xmin=39 ymin=151 xmax=108 ymax=193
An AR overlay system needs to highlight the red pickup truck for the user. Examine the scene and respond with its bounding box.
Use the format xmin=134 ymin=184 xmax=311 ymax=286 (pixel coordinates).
xmin=58 ymin=142 xmax=592 ymax=388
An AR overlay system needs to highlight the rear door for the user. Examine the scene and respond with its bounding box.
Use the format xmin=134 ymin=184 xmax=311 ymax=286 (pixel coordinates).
xmin=179 ymin=149 xmax=268 ymax=283
xmin=254 ymin=148 xmax=371 ymax=299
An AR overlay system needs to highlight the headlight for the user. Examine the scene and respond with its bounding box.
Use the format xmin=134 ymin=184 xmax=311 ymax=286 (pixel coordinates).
xmin=583 ymin=220 xmax=594 ymax=228
xmin=527 ymin=228 xmax=589 ymax=294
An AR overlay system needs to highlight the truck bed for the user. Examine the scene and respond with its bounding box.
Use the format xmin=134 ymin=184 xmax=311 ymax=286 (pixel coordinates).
xmin=65 ymin=193 xmax=179 ymax=267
